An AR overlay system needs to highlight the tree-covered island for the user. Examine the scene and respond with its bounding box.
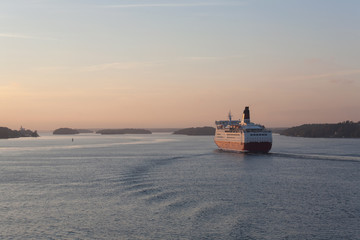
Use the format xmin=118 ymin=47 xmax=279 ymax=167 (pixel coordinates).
xmin=281 ymin=121 xmax=360 ymax=138
xmin=0 ymin=127 xmax=39 ymax=139
xmin=53 ymin=128 xmax=80 ymax=135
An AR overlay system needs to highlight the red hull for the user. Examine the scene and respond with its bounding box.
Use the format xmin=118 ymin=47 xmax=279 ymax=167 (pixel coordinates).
xmin=214 ymin=140 xmax=272 ymax=153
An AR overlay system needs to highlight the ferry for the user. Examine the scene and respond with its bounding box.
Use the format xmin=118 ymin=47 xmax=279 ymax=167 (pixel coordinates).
xmin=214 ymin=107 xmax=272 ymax=153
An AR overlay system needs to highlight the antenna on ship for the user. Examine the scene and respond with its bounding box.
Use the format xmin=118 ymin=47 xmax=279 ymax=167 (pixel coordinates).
xmin=225 ymin=110 xmax=232 ymax=127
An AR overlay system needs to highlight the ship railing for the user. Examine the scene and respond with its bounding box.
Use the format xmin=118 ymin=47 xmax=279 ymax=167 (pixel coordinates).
xmin=215 ymin=120 xmax=241 ymax=125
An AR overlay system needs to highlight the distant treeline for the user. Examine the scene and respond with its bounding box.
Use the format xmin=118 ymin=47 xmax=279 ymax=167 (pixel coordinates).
xmin=281 ymin=121 xmax=360 ymax=138
xmin=0 ymin=127 xmax=39 ymax=139
xmin=173 ymin=127 xmax=215 ymax=136
xmin=53 ymin=128 xmax=80 ymax=135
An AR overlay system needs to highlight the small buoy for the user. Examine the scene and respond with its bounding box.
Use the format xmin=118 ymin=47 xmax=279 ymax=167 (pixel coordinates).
xmin=72 ymin=138 xmax=74 ymax=142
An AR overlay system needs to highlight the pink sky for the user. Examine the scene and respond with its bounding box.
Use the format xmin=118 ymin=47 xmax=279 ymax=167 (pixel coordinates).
xmin=1 ymin=1 xmax=359 ymax=130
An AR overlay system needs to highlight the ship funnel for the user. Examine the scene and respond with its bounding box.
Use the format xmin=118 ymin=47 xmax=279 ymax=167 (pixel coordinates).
xmin=242 ymin=106 xmax=250 ymax=124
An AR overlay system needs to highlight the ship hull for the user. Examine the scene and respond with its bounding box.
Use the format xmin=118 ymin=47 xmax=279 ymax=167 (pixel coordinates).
xmin=214 ymin=140 xmax=272 ymax=153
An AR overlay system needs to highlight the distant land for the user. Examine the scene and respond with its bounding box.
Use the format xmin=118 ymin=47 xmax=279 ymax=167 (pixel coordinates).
xmin=148 ymin=128 xmax=181 ymax=133
xmin=53 ymin=128 xmax=80 ymax=135
xmin=0 ymin=127 xmax=39 ymax=139
xmin=96 ymin=129 xmax=152 ymax=135
xmin=281 ymin=121 xmax=360 ymax=138
xmin=173 ymin=127 xmax=216 ymax=136
xmin=76 ymin=129 xmax=94 ymax=133
xmin=53 ymin=128 xmax=95 ymax=134
xmin=269 ymin=128 xmax=287 ymax=134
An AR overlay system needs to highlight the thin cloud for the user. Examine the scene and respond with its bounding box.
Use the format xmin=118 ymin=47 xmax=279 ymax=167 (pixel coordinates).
xmin=186 ymin=56 xmax=223 ymax=61
xmin=32 ymin=62 xmax=161 ymax=74
xmin=329 ymin=79 xmax=355 ymax=85
xmin=103 ymin=2 xmax=244 ymax=8
xmin=0 ymin=33 xmax=56 ymax=40
xmin=183 ymin=55 xmax=246 ymax=62
xmin=33 ymin=66 xmax=71 ymax=73
xmin=81 ymin=61 xmax=161 ymax=72
xmin=0 ymin=33 xmax=36 ymax=39
xmin=292 ymin=70 xmax=360 ymax=81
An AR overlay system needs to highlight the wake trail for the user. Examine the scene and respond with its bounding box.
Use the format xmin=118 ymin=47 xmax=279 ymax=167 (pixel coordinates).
xmin=270 ymin=152 xmax=360 ymax=163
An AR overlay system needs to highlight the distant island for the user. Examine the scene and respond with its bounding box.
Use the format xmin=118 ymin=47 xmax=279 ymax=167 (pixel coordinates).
xmin=53 ymin=128 xmax=94 ymax=134
xmin=281 ymin=121 xmax=360 ymax=138
xmin=148 ymin=128 xmax=181 ymax=133
xmin=173 ymin=127 xmax=215 ymax=136
xmin=96 ymin=129 xmax=152 ymax=135
xmin=0 ymin=127 xmax=39 ymax=139
xmin=53 ymin=128 xmax=80 ymax=135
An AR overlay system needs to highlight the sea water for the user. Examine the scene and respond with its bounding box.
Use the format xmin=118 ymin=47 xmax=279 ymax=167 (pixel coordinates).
xmin=0 ymin=133 xmax=359 ymax=239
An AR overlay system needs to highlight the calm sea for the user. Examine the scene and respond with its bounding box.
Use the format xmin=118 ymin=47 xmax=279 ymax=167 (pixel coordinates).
xmin=0 ymin=133 xmax=359 ymax=239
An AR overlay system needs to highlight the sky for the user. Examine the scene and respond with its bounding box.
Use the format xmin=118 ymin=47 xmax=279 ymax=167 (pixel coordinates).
xmin=1 ymin=0 xmax=359 ymax=130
